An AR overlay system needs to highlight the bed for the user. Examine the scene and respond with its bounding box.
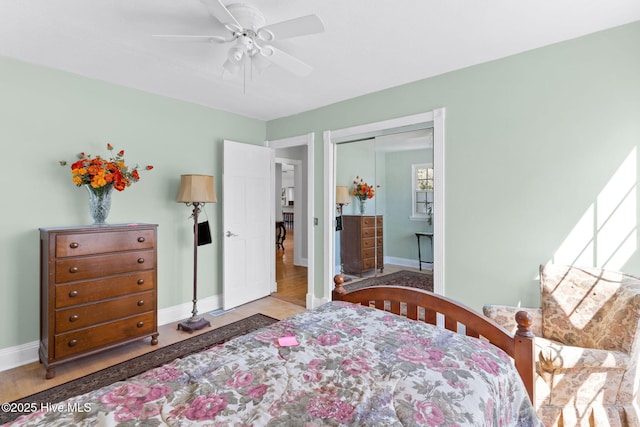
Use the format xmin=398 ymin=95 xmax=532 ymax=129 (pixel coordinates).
xmin=8 ymin=283 xmax=540 ymax=426
xmin=332 ymin=277 xmax=537 ymax=403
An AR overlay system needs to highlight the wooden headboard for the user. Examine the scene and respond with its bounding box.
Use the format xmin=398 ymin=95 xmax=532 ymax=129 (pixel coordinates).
xmin=332 ymin=274 xmax=536 ymax=403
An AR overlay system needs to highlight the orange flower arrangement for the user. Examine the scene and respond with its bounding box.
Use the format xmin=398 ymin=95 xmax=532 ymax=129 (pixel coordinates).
xmin=65 ymin=143 xmax=153 ymax=194
xmin=351 ymin=176 xmax=379 ymax=201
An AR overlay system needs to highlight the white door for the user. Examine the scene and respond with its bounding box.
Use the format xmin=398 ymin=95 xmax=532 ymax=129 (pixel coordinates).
xmin=223 ymin=140 xmax=273 ymax=309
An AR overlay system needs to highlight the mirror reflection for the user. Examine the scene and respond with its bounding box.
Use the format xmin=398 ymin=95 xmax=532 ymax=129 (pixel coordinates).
xmin=335 ymin=128 xmax=434 ymax=281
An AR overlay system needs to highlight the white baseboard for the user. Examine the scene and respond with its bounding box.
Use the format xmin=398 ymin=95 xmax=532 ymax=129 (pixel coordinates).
xmin=384 ymin=256 xmax=433 ymax=271
xmin=0 ymin=340 xmax=39 ymax=373
xmin=0 ymin=295 xmax=223 ymax=373
xmin=156 ymin=294 xmax=222 ymax=326
xmin=334 ymin=257 xmax=432 ymax=277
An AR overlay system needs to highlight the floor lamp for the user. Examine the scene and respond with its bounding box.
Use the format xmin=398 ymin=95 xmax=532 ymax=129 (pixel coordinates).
xmin=335 ymin=186 xmax=351 ymax=281
xmin=176 ymin=174 xmax=217 ymax=333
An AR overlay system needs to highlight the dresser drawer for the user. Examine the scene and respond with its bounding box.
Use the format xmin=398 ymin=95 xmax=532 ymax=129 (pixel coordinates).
xmin=55 ymin=229 xmax=155 ymax=258
xmin=55 ymin=250 xmax=155 ymax=283
xmin=55 ymin=271 xmax=154 ymax=308
xmin=363 ymin=246 xmax=383 ymax=258
xmin=361 ymin=216 xmax=376 ymax=228
xmin=55 ymin=291 xmax=155 ymax=333
xmin=363 ymin=247 xmax=376 ymax=259
xmin=362 ymin=257 xmax=378 ymax=270
xmin=362 ymin=227 xmax=379 ymax=239
xmin=362 ymin=237 xmax=376 ymax=249
xmin=54 ymin=312 xmax=155 ymax=359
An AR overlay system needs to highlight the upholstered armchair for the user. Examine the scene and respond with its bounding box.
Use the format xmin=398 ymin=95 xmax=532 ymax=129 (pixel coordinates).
xmin=483 ymin=263 xmax=640 ymax=427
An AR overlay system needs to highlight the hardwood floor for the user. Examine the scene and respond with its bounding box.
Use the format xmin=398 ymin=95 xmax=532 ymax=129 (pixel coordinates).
xmin=0 ymin=297 xmax=306 ymax=403
xmin=272 ymin=227 xmax=308 ymax=307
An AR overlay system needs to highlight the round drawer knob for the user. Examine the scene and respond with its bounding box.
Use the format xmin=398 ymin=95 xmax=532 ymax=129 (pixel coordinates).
xmin=69 ymin=314 xmax=79 ymax=322
xmin=68 ymin=339 xmax=78 ymax=347
xmin=137 ymin=258 xmax=145 ymax=264
xmin=69 ymin=242 xmax=79 ymax=249
xmin=137 ymin=237 xmax=145 ymax=243
xmin=137 ymin=300 xmax=145 ymax=306
xmin=69 ymin=266 xmax=79 ymax=273
xmin=69 ymin=290 xmax=79 ymax=297
xmin=137 ymin=279 xmax=145 ymax=285
xmin=137 ymin=321 xmax=145 ymax=328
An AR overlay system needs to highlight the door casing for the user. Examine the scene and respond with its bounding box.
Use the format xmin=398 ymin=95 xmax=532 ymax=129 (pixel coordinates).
xmin=323 ymin=109 xmax=446 ymax=302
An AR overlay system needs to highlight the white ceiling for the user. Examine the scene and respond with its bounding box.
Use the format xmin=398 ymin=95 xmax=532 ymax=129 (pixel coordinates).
xmin=1 ymin=1 xmax=639 ymax=121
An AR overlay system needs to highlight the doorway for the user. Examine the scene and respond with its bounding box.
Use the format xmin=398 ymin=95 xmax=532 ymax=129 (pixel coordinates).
xmin=266 ymin=133 xmax=314 ymax=308
xmin=273 ymin=157 xmax=306 ymax=306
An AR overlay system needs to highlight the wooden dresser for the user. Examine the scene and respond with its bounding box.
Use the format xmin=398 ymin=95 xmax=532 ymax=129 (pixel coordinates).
xmin=341 ymin=215 xmax=383 ymax=276
xmin=39 ymin=224 xmax=159 ymax=379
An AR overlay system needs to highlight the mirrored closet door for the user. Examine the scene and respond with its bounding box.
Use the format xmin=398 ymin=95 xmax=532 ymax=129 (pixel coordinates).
xmin=335 ymin=128 xmax=434 ymax=280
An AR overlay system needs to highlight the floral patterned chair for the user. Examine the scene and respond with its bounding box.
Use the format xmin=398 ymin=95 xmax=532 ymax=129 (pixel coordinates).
xmin=483 ymin=263 xmax=640 ymax=427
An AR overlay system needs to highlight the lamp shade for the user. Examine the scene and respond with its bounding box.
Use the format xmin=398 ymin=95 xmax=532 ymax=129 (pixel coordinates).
xmin=336 ymin=186 xmax=350 ymax=205
xmin=177 ymin=174 xmax=217 ymax=203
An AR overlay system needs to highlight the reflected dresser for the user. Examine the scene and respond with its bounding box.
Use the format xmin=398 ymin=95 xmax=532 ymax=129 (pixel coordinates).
xmin=39 ymin=224 xmax=158 ymax=379
xmin=341 ymin=215 xmax=383 ymax=277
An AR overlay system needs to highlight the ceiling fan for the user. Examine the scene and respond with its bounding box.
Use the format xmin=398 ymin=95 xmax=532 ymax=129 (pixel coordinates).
xmin=154 ymin=0 xmax=325 ymax=77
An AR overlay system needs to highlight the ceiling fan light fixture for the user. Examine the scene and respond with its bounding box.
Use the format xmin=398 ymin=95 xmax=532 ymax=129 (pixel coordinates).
xmin=223 ymin=59 xmax=241 ymax=75
xmin=228 ymin=45 xmax=245 ymax=63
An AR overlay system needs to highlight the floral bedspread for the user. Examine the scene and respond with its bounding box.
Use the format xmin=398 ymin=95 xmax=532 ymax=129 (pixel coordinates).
xmin=8 ymin=302 xmax=541 ymax=426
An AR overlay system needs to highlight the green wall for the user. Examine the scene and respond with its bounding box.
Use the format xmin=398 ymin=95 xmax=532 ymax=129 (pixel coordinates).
xmin=0 ymin=56 xmax=265 ymax=349
xmin=266 ymin=21 xmax=640 ymax=309
xmin=335 ymin=143 xmax=432 ymax=264
xmin=384 ymin=149 xmax=432 ymax=261
xmin=1 ymin=20 xmax=639 ymax=353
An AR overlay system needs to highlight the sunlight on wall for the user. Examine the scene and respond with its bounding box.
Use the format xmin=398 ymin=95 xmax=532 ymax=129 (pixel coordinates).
xmin=553 ymin=148 xmax=637 ymax=270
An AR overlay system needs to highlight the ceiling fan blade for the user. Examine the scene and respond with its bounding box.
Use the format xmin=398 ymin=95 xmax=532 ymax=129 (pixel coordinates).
xmin=199 ymin=0 xmax=241 ymax=30
xmin=257 ymin=14 xmax=324 ymax=42
xmin=153 ymin=34 xmax=230 ymax=43
xmin=259 ymin=45 xmax=313 ymax=76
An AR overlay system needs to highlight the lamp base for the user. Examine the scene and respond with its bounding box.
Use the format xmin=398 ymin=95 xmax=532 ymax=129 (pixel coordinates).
xmin=177 ymin=316 xmax=211 ymax=333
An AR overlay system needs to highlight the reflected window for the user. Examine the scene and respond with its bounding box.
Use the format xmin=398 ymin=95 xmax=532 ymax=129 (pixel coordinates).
xmin=412 ymin=163 xmax=433 ymax=221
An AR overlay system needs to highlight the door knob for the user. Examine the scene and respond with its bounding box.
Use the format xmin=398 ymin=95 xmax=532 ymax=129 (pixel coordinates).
xmin=225 ymin=231 xmax=238 ymax=237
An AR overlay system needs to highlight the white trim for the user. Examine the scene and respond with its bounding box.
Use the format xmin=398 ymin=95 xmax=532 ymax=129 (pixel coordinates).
xmin=330 ymin=112 xmax=434 ymax=141
xmin=0 ymin=340 xmax=39 ymax=372
xmin=323 ymin=109 xmax=446 ymax=298
xmin=323 ymin=130 xmax=335 ymax=303
xmin=266 ymin=133 xmax=315 ymax=309
xmin=384 ymin=256 xmax=433 ymax=271
xmin=432 ymin=108 xmax=446 ymax=295
xmin=157 ymin=294 xmax=222 ymax=326
xmin=0 ymin=295 xmax=223 ymax=373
